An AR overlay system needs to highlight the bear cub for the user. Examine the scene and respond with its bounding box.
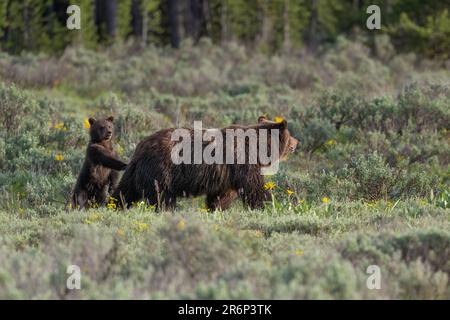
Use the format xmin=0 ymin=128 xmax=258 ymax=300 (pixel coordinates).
xmin=70 ymin=116 xmax=127 ymax=209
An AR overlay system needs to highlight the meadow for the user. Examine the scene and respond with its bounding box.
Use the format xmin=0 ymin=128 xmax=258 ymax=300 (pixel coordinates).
xmin=0 ymin=37 xmax=449 ymax=299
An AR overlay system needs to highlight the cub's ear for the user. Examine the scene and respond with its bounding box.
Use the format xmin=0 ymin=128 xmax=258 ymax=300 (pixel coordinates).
xmin=88 ymin=118 xmax=96 ymax=125
xmin=107 ymin=116 xmax=114 ymax=122
xmin=258 ymin=115 xmax=268 ymax=123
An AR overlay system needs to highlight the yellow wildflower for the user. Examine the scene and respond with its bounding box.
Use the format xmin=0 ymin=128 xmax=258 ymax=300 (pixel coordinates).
xmin=176 ymin=219 xmax=186 ymax=231
xmin=134 ymin=221 xmax=149 ymax=232
xmin=263 ymin=181 xmax=276 ymax=190
xmin=106 ymin=202 xmax=116 ymax=209
xmin=286 ymin=189 xmax=295 ymax=195
xmin=84 ymin=212 xmax=102 ymax=224
xmin=89 ymin=201 xmax=99 ymax=209
xmin=326 ymin=139 xmax=336 ymax=146
xmin=321 ymin=197 xmax=330 ymax=204
xmin=107 ymin=196 xmax=117 ymax=202
xmin=369 ymin=199 xmax=381 ymax=207
xmin=84 ymin=118 xmax=91 ymax=129
xmin=53 ymin=122 xmax=65 ymax=130
xmin=132 ymin=201 xmax=146 ymax=208
xmin=295 ymin=249 xmax=304 ymax=256
xmin=55 ymin=154 xmax=64 ymax=161
xmin=252 ymin=230 xmax=263 ymax=238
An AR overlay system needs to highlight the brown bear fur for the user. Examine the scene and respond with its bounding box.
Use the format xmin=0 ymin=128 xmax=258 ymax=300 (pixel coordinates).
xmin=113 ymin=116 xmax=298 ymax=211
xmin=70 ymin=116 xmax=127 ymax=209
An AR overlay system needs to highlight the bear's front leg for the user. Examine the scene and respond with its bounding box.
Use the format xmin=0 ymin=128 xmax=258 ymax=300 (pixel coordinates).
xmin=108 ymin=170 xmax=120 ymax=195
xmin=238 ymin=174 xmax=269 ymax=210
xmin=241 ymin=188 xmax=268 ymax=210
xmin=91 ymin=188 xmax=107 ymax=208
xmin=162 ymin=192 xmax=177 ymax=211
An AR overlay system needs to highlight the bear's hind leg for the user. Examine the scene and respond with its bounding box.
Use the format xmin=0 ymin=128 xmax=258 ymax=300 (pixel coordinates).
xmin=94 ymin=189 xmax=108 ymax=207
xmin=206 ymin=190 xmax=238 ymax=211
xmin=71 ymin=192 xmax=84 ymax=210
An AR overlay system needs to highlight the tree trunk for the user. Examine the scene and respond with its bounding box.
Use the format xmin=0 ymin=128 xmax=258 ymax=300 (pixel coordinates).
xmin=23 ymin=3 xmax=30 ymax=49
xmin=203 ymin=0 xmax=212 ymax=37
xmin=220 ymin=0 xmax=228 ymax=44
xmin=2 ymin=0 xmax=11 ymax=44
xmin=142 ymin=10 xmax=148 ymax=47
xmin=258 ymin=3 xmax=272 ymax=50
xmin=131 ymin=0 xmax=142 ymax=37
xmin=186 ymin=0 xmax=203 ymax=42
xmin=283 ymin=0 xmax=291 ymax=52
xmin=306 ymin=0 xmax=318 ymax=47
xmin=168 ymin=0 xmax=180 ymax=48
xmin=105 ymin=0 xmax=117 ymax=38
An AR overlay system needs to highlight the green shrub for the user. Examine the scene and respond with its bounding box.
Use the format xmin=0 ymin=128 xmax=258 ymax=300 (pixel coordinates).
xmin=339 ymin=152 xmax=395 ymax=201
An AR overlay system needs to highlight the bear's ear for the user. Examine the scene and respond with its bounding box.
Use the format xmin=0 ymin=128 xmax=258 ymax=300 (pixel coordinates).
xmin=88 ymin=118 xmax=96 ymax=125
xmin=258 ymin=115 xmax=268 ymax=123
xmin=270 ymin=119 xmax=287 ymax=130
xmin=258 ymin=118 xmax=287 ymax=130
xmin=276 ymin=119 xmax=288 ymax=130
xmin=107 ymin=116 xmax=114 ymax=122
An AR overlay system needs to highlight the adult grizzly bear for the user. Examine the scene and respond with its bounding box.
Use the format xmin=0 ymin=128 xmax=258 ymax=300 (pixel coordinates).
xmin=70 ymin=116 xmax=127 ymax=209
xmin=113 ymin=116 xmax=298 ymax=211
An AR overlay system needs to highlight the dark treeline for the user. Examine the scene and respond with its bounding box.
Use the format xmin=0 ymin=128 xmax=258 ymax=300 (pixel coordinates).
xmin=0 ymin=0 xmax=448 ymax=58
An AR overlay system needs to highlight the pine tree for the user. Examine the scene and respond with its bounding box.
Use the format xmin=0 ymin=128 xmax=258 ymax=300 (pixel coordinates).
xmin=0 ymin=0 xmax=7 ymax=47
xmin=259 ymin=0 xmax=309 ymax=53
xmin=227 ymin=0 xmax=260 ymax=44
xmin=117 ymin=0 xmax=133 ymax=41
xmin=142 ymin=0 xmax=164 ymax=46
xmin=2 ymin=1 xmax=24 ymax=52
xmin=71 ymin=0 xmax=97 ymax=48
xmin=25 ymin=0 xmax=52 ymax=52
xmin=43 ymin=0 xmax=72 ymax=53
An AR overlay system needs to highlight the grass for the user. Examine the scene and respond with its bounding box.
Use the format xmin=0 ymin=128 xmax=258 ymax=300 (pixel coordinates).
xmin=0 ymin=199 xmax=448 ymax=299
xmin=0 ymin=38 xmax=449 ymax=299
